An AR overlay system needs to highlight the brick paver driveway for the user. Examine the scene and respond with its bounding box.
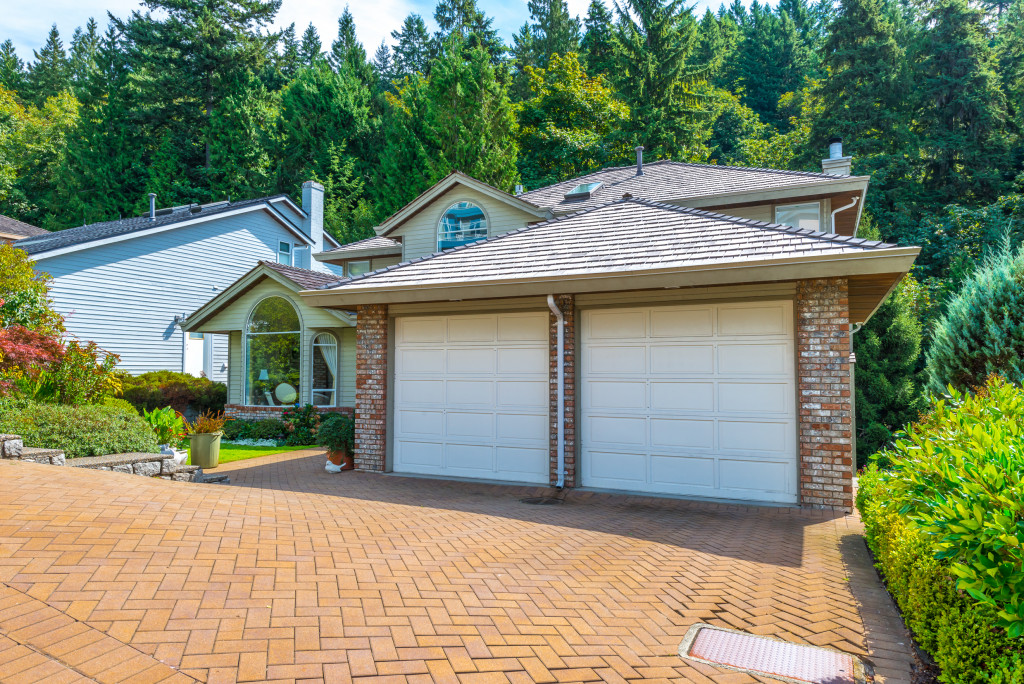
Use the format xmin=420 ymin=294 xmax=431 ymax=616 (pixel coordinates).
xmin=0 ymin=451 xmax=913 ymax=683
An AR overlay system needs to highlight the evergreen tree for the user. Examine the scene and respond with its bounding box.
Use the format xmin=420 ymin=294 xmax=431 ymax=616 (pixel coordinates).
xmin=998 ymin=0 xmax=1024 ymax=133
xmin=915 ymin=0 xmax=1009 ymax=205
xmin=580 ymin=0 xmax=616 ymax=77
xmin=0 ymin=41 xmax=26 ymax=95
xmin=68 ymin=19 xmax=100 ymax=96
xmin=26 ymin=25 xmax=71 ymax=106
xmin=612 ymin=0 xmax=711 ymax=160
xmin=391 ymin=14 xmax=432 ymax=78
xmin=299 ymin=23 xmax=324 ymax=66
xmin=376 ymin=36 xmax=518 ymax=217
xmin=433 ymin=0 xmax=505 ymax=61
xmin=209 ymin=71 xmax=278 ymax=200
xmin=695 ymin=9 xmax=739 ymax=84
xmin=329 ymin=6 xmax=372 ymax=84
xmin=373 ymin=41 xmax=397 ymax=93
xmin=516 ymin=0 xmax=581 ymax=70
xmin=279 ymin=23 xmax=301 ymax=79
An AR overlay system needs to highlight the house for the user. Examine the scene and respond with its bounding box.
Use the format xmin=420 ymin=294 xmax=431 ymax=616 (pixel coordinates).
xmin=1 ymin=215 xmax=49 ymax=244
xmin=15 ymin=182 xmax=342 ymax=380
xmin=184 ymin=143 xmax=919 ymax=511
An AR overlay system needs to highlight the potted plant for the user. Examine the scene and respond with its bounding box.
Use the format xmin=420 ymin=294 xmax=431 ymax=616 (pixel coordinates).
xmin=185 ymin=410 xmax=230 ymax=469
xmin=317 ymin=414 xmax=354 ymax=472
xmin=143 ymin=406 xmax=188 ymax=464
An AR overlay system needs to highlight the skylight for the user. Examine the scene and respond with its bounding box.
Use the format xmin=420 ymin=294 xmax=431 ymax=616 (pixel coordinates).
xmin=563 ymin=182 xmax=603 ymax=200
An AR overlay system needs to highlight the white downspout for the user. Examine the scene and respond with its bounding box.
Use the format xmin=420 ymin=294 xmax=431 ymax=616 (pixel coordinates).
xmin=547 ymin=295 xmax=565 ymax=489
xmin=831 ymin=196 xmax=859 ymax=235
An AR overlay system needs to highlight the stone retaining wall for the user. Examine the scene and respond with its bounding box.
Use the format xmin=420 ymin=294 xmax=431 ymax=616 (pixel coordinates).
xmin=1 ymin=434 xmax=199 ymax=482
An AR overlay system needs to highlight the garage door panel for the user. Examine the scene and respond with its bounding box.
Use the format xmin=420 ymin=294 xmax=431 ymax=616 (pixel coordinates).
xmin=397 ymin=440 xmax=443 ymax=468
xmin=397 ymin=349 xmax=444 ymax=374
xmin=449 ymin=348 xmax=494 ymax=374
xmin=397 ymin=409 xmax=443 ymax=437
xmin=495 ymin=447 xmax=549 ymax=482
xmin=651 ymin=307 xmax=713 ymax=337
xmin=588 ymin=310 xmax=646 ymax=338
xmin=588 ymin=415 xmax=647 ymax=446
xmin=445 ymin=380 xmax=493 ymax=406
xmin=718 ymin=343 xmax=790 ymax=375
xmin=446 ymin=412 xmax=494 ymax=439
xmin=496 ymin=413 xmax=547 ymax=441
xmin=444 ymin=443 xmax=494 ymax=472
xmin=719 ymin=382 xmax=791 ymax=414
xmin=398 ymin=379 xmax=443 ymax=404
xmin=650 ymin=455 xmax=715 ymax=488
xmin=448 ymin=316 xmax=496 ymax=342
xmin=718 ymin=304 xmax=788 ymax=336
xmin=588 ymin=381 xmax=646 ymax=410
xmin=650 ymin=345 xmax=714 ymax=374
xmin=720 ymin=459 xmax=789 ymax=492
xmin=496 ymin=380 xmax=547 ymax=407
xmin=588 ymin=450 xmax=646 ymax=484
xmin=650 ymin=382 xmax=714 ymax=411
xmin=498 ymin=313 xmax=548 ymax=341
xmin=497 ymin=347 xmax=547 ymax=373
xmin=589 ymin=345 xmax=645 ymax=374
xmin=718 ymin=420 xmax=790 ymax=453
xmin=398 ymin=317 xmax=446 ymax=343
xmin=650 ymin=418 xmax=714 ymax=449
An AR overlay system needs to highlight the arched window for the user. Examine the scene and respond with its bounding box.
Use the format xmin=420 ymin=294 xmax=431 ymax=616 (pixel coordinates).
xmin=437 ymin=201 xmax=487 ymax=250
xmin=311 ymin=333 xmax=338 ymax=407
xmin=245 ymin=296 xmax=301 ymax=406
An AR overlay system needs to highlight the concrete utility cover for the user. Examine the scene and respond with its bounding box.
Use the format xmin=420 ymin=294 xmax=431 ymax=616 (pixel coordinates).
xmin=679 ymin=623 xmax=869 ymax=684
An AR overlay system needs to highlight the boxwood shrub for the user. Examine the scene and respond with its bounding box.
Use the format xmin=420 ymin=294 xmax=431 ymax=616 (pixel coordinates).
xmin=0 ymin=400 xmax=160 ymax=458
xmin=858 ymin=376 xmax=1024 ymax=682
xmin=120 ymin=370 xmax=226 ymax=417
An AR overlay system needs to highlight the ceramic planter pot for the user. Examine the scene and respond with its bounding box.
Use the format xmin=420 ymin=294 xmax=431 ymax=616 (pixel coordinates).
xmin=189 ymin=432 xmax=223 ymax=469
xmin=326 ymin=448 xmax=354 ymax=471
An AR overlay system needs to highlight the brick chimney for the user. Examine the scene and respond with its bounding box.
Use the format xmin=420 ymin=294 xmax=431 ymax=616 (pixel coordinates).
xmin=821 ymin=137 xmax=852 ymax=176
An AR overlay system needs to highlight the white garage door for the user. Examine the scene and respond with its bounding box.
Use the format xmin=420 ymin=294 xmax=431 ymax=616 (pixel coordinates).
xmin=581 ymin=301 xmax=797 ymax=503
xmin=393 ymin=312 xmax=550 ymax=484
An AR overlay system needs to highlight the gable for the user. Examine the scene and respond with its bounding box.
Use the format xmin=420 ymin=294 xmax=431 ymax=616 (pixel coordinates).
xmin=190 ymin=276 xmax=350 ymax=334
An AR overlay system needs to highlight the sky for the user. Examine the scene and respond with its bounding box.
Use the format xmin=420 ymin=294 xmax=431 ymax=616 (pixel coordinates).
xmin=4 ymin=0 xmax=742 ymax=63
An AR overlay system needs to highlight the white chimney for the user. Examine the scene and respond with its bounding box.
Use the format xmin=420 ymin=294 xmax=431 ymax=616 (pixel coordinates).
xmin=148 ymin=193 xmax=156 ymax=220
xmin=635 ymin=146 xmax=645 ymax=176
xmin=821 ymin=136 xmax=852 ymax=176
xmin=301 ymin=180 xmax=325 ymax=270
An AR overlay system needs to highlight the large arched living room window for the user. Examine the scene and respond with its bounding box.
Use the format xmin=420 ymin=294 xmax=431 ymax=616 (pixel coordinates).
xmin=437 ymin=201 xmax=488 ymax=250
xmin=245 ymin=296 xmax=301 ymax=406
xmin=311 ymin=333 xmax=338 ymax=407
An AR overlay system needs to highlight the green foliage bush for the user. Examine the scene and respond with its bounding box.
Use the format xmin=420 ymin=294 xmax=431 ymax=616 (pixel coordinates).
xmin=317 ymin=413 xmax=354 ymax=453
xmin=102 ymin=396 xmax=139 ymax=415
xmin=281 ymin=404 xmax=320 ymax=446
xmin=925 ymin=242 xmax=1024 ymax=393
xmin=120 ymin=370 xmax=226 ymax=417
xmin=223 ymin=418 xmax=287 ymax=442
xmin=858 ymin=377 xmax=1024 ymax=680
xmin=0 ymin=401 xmax=160 ymax=458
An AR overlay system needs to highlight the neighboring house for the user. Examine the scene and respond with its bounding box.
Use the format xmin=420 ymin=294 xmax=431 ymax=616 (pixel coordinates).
xmin=16 ymin=182 xmax=342 ymax=380
xmin=0 ymin=215 xmax=49 ymax=244
xmin=184 ymin=143 xmax=919 ymax=511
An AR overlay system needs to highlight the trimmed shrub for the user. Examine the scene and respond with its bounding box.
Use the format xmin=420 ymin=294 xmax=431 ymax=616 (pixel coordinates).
xmin=925 ymin=243 xmax=1024 ymax=393
xmin=120 ymin=370 xmax=226 ymax=417
xmin=0 ymin=401 xmax=160 ymax=458
xmin=223 ymin=418 xmax=287 ymax=442
xmin=102 ymin=396 xmax=139 ymax=415
xmin=281 ymin=404 xmax=320 ymax=446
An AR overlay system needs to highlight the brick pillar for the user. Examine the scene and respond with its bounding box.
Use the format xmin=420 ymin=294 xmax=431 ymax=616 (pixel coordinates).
xmin=796 ymin=278 xmax=853 ymax=511
xmin=549 ymin=295 xmax=577 ymax=487
xmin=355 ymin=304 xmax=388 ymax=472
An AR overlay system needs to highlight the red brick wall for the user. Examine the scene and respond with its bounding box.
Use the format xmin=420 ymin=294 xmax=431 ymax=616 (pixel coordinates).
xmin=355 ymin=304 xmax=388 ymax=472
xmin=549 ymin=295 xmax=577 ymax=487
xmin=224 ymin=405 xmax=353 ymax=420
xmin=796 ymin=278 xmax=854 ymax=511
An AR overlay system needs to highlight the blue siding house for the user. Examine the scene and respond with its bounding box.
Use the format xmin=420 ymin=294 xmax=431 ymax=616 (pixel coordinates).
xmin=15 ymin=181 xmax=341 ymax=381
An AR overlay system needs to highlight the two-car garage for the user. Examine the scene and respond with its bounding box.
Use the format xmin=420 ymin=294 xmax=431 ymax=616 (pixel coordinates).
xmin=391 ymin=301 xmax=798 ymax=504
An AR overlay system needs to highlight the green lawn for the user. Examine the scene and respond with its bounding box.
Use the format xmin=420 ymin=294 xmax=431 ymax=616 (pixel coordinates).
xmin=188 ymin=443 xmax=317 ymax=465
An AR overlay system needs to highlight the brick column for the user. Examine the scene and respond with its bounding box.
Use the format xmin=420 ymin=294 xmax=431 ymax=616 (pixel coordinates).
xmin=549 ymin=295 xmax=577 ymax=487
xmin=355 ymin=304 xmax=388 ymax=472
xmin=796 ymin=278 xmax=853 ymax=511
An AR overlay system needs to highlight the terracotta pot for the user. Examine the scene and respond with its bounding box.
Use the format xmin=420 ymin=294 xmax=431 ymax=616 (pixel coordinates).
xmin=327 ymin=449 xmax=354 ymax=471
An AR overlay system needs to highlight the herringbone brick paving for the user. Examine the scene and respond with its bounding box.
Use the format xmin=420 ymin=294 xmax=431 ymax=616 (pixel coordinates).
xmin=0 ymin=451 xmax=913 ymax=683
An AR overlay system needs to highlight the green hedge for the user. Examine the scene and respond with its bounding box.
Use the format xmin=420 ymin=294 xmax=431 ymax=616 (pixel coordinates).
xmin=223 ymin=418 xmax=287 ymax=442
xmin=120 ymin=370 xmax=226 ymax=416
xmin=0 ymin=400 xmax=160 ymax=458
xmin=857 ymin=376 xmax=1024 ymax=682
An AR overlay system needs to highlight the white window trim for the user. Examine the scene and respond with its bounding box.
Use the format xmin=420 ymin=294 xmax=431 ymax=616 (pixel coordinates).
xmin=278 ymin=241 xmax=292 ymax=266
xmin=436 ymin=199 xmax=490 ymax=252
xmin=310 ymin=332 xmax=339 ymax=408
xmin=242 ymin=295 xmax=304 ymax=407
xmin=347 ymin=260 xmax=371 ymax=278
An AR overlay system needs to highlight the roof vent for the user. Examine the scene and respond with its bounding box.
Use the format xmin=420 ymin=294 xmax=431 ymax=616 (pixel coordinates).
xmin=148 ymin=193 xmax=156 ymax=221
xmin=828 ymin=136 xmax=843 ymax=159
xmin=635 ymin=145 xmax=645 ymax=176
xmin=514 ymin=184 xmax=524 ymax=195
xmin=564 ymin=182 xmax=603 ymax=201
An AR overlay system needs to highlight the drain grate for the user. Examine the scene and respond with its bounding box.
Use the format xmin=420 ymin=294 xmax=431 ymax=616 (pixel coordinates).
xmin=520 ymin=496 xmax=563 ymax=505
xmin=679 ymin=624 xmax=869 ymax=684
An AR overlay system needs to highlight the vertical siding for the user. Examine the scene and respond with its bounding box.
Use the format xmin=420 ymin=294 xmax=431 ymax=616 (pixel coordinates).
xmin=37 ymin=211 xmax=314 ymax=377
xmin=388 ymin=186 xmax=539 ymax=260
xmin=339 ymin=326 xmax=356 ymax=406
xmin=228 ymin=331 xmax=242 ymax=403
xmin=211 ymin=333 xmax=229 ymax=382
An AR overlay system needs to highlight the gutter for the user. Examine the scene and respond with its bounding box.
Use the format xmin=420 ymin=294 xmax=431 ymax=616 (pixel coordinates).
xmin=547 ymin=295 xmax=565 ymax=489
xmin=830 ymin=196 xmax=859 ymax=235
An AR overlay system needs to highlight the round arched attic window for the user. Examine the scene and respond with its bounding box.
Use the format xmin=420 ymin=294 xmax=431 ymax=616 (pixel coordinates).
xmin=437 ymin=201 xmax=487 ymax=251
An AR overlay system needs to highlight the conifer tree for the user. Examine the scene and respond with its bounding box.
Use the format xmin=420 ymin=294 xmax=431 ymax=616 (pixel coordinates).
xmin=998 ymin=0 xmax=1024 ymax=132
xmin=580 ymin=0 xmax=616 ymax=77
xmin=329 ymin=6 xmax=372 ymax=84
xmin=612 ymin=0 xmax=710 ymax=160
xmin=299 ymin=23 xmax=324 ymax=66
xmin=515 ymin=0 xmax=581 ymax=70
xmin=279 ymin=24 xmax=301 ymax=79
xmin=209 ymin=71 xmax=278 ymax=200
xmin=391 ymin=14 xmax=432 ymax=78
xmin=0 ymin=41 xmax=26 ymax=95
xmin=433 ymin=0 xmax=505 ymax=61
xmin=373 ymin=41 xmax=397 ymax=93
xmin=68 ymin=19 xmax=100 ymax=96
xmin=26 ymin=25 xmax=71 ymax=106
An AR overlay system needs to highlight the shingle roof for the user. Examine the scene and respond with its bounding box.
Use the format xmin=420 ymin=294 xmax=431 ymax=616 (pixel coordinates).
xmin=319 ymin=235 xmax=402 ymax=256
xmin=520 ymin=160 xmax=855 ymax=213
xmin=0 ymin=215 xmax=48 ymax=238
xmin=14 ymin=195 xmax=299 ymax=255
xmin=262 ymin=260 xmax=340 ymax=289
xmin=317 ymin=199 xmax=897 ymax=292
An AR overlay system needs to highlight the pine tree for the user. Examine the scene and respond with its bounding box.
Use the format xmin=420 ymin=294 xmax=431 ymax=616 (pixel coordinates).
xmin=373 ymin=41 xmax=397 ymax=93
xmin=433 ymin=0 xmax=505 ymax=62
xmin=26 ymin=25 xmax=71 ymax=106
xmin=299 ymin=23 xmax=324 ymax=66
xmin=916 ymin=0 xmax=1009 ymax=205
xmin=580 ymin=0 xmax=615 ymax=77
xmin=329 ymin=6 xmax=372 ymax=83
xmin=998 ymin=0 xmax=1024 ymax=133
xmin=0 ymin=41 xmax=26 ymax=95
xmin=391 ymin=14 xmax=432 ymax=78
xmin=68 ymin=18 xmax=100 ymax=96
xmin=612 ymin=0 xmax=711 ymax=160
xmin=279 ymin=23 xmax=301 ymax=79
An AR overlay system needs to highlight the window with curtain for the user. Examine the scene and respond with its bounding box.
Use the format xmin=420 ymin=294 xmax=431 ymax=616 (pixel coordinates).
xmin=245 ymin=296 xmax=301 ymax=406
xmin=437 ymin=201 xmax=487 ymax=250
xmin=311 ymin=332 xmax=338 ymax=407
